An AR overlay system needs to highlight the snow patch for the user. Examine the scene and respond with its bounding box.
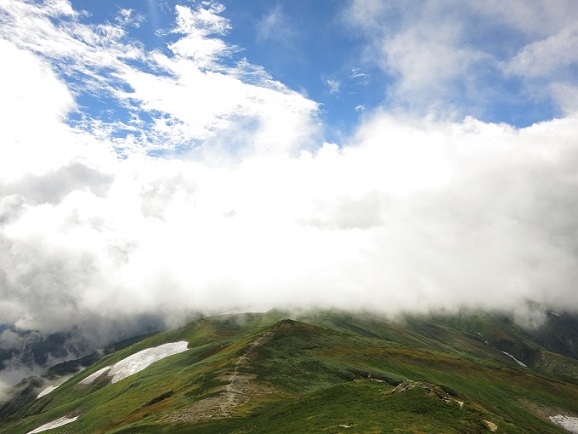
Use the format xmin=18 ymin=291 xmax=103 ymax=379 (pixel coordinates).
xmin=550 ymin=415 xmax=578 ymax=433
xmin=77 ymin=342 xmax=189 ymax=386
xmin=36 ymin=376 xmax=72 ymax=399
xmin=502 ymin=351 xmax=527 ymax=367
xmin=26 ymin=416 xmax=78 ymax=433
xmin=36 ymin=385 xmax=57 ymax=399
xmin=107 ymin=341 xmax=189 ymax=384
xmin=78 ymin=366 xmax=112 ymax=385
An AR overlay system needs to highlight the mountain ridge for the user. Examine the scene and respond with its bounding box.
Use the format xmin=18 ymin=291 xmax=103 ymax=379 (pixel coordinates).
xmin=2 ymin=309 xmax=578 ymax=433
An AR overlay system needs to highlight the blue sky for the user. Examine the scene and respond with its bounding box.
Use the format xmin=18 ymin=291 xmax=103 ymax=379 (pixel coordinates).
xmin=64 ymin=0 xmax=385 ymax=143
xmin=2 ymin=1 xmax=578 ymax=384
xmin=7 ymin=0 xmax=574 ymax=153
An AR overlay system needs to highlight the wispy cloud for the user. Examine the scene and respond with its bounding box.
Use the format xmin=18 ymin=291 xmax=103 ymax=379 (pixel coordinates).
xmin=256 ymin=5 xmax=296 ymax=46
xmin=505 ymin=24 xmax=578 ymax=77
xmin=0 ymin=1 xmax=319 ymax=156
xmin=325 ymin=79 xmax=341 ymax=94
xmin=344 ymin=0 xmax=578 ymax=117
xmin=115 ymin=8 xmax=146 ymax=28
xmin=350 ymin=67 xmax=368 ymax=84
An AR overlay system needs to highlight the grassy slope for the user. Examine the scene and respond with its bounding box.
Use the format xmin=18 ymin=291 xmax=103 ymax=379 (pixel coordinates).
xmin=2 ymin=311 xmax=578 ymax=433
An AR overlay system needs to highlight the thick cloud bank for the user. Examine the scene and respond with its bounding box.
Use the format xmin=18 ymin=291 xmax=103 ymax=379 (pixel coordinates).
xmin=1 ymin=0 xmax=578 ymax=390
xmin=2 ymin=108 xmax=577 ymax=327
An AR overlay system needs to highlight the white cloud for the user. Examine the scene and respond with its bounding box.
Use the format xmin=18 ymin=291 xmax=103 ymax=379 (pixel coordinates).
xmin=350 ymin=67 xmax=368 ymax=85
xmin=505 ymin=24 xmax=578 ymax=77
xmin=0 ymin=38 xmax=113 ymax=182
xmin=551 ymin=83 xmax=578 ymax=114
xmin=0 ymin=0 xmax=142 ymax=80
xmin=470 ymin=0 xmax=578 ymax=36
xmin=0 ymin=1 xmax=319 ymax=156
xmin=345 ymin=0 xmax=578 ymax=116
xmin=325 ymin=79 xmax=340 ymax=95
xmin=40 ymin=0 xmax=78 ymax=17
xmin=2 ymin=104 xmax=578 ymax=332
xmin=169 ymin=3 xmax=232 ymax=67
xmin=256 ymin=5 xmax=295 ymax=45
xmin=344 ymin=0 xmax=389 ymax=32
xmin=117 ymin=52 xmax=318 ymax=154
xmin=134 ymin=3 xmax=319 ymax=154
xmin=381 ymin=24 xmax=485 ymax=104
xmin=115 ymin=8 xmax=146 ymax=28
xmin=344 ymin=1 xmax=488 ymax=111
xmin=174 ymin=2 xmax=229 ymax=36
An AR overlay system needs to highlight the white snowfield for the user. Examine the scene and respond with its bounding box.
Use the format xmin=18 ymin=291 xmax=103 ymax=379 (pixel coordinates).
xmin=501 ymin=351 xmax=527 ymax=367
xmin=26 ymin=416 xmax=78 ymax=433
xmin=36 ymin=375 xmax=73 ymax=399
xmin=78 ymin=341 xmax=189 ymax=385
xmin=36 ymin=385 xmax=57 ymax=399
xmin=550 ymin=415 xmax=578 ymax=433
xmin=78 ymin=366 xmax=112 ymax=385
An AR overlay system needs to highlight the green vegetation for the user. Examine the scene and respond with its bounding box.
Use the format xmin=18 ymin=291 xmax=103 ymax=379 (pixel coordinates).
xmin=2 ymin=310 xmax=578 ymax=433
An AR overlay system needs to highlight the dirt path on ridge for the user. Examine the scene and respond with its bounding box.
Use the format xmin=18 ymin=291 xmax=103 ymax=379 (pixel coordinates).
xmin=164 ymin=332 xmax=274 ymax=424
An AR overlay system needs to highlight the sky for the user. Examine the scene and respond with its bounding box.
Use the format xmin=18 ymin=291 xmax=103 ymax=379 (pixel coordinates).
xmin=1 ymin=0 xmax=578 ymax=388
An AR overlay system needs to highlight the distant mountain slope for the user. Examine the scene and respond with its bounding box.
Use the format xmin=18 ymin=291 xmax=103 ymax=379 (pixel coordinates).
xmin=1 ymin=310 xmax=578 ymax=433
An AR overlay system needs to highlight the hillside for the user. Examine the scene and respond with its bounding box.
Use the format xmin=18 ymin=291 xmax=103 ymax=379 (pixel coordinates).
xmin=1 ymin=310 xmax=578 ymax=433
